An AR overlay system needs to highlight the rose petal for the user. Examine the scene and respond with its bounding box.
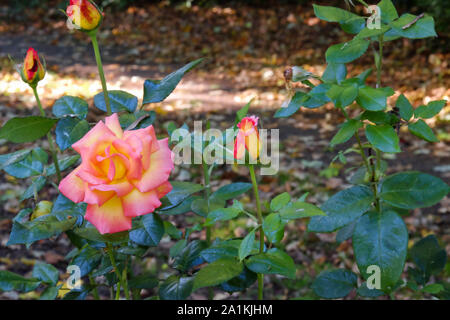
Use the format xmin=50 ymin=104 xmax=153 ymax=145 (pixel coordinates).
xmin=121 ymin=189 xmax=161 ymax=217
xmin=84 ymin=187 xmax=115 ymax=206
xmin=72 ymin=121 xmax=116 ymax=156
xmin=105 ymin=113 xmax=123 ymax=138
xmin=134 ymin=138 xmax=174 ymax=193
xmin=85 ymin=197 xmax=132 ymax=234
xmin=234 ymin=131 xmax=245 ymax=159
xmin=155 ymin=181 xmax=173 ymax=198
xmin=245 ymin=130 xmax=261 ymax=160
xmin=91 ymin=179 xmax=134 ymax=197
xmin=58 ymin=166 xmax=86 ymax=203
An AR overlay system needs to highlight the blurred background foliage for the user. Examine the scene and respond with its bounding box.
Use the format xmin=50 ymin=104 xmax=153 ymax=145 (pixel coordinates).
xmin=4 ymin=0 xmax=450 ymax=34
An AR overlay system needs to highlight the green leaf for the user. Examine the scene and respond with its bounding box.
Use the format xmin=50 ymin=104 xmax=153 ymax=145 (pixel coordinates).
xmin=414 ymin=100 xmax=446 ymax=119
xmin=71 ymin=246 xmax=103 ymax=277
xmin=361 ymin=111 xmax=398 ymax=126
xmin=322 ymin=63 xmax=347 ymax=84
xmin=410 ymin=235 xmax=447 ymax=281
xmin=423 ymin=283 xmax=444 ymax=294
xmin=128 ymin=274 xmax=159 ymax=290
xmin=357 ymin=86 xmax=390 ymax=111
xmin=303 ymin=83 xmax=332 ymax=109
xmin=357 ymin=282 xmax=384 ymax=297
xmin=210 ymin=182 xmax=252 ymax=202
xmin=163 ymin=221 xmax=182 ymax=240
xmin=47 ymin=155 xmax=80 ymax=176
xmin=4 ymin=148 xmax=48 ymax=178
xmin=279 ymin=201 xmax=325 ymax=221
xmin=55 ymin=118 xmax=90 ymax=151
xmin=235 ymin=99 xmax=252 ymax=125
xmin=173 ymin=240 xmax=207 ymax=272
xmin=170 ymin=239 xmax=187 ymax=258
xmin=205 ymin=207 xmax=241 ymax=226
xmin=39 ymin=286 xmax=59 ymax=300
xmin=143 ymin=58 xmax=203 ymax=104
xmin=390 ymin=13 xmax=437 ymax=39
xmin=380 ymin=171 xmax=449 ymax=209
xmin=378 ymin=0 xmax=398 ymax=23
xmin=326 ymin=83 xmax=358 ymax=108
xmin=94 ymin=90 xmax=138 ymax=113
xmin=270 ymin=192 xmax=291 ymax=211
xmin=355 ymin=24 xmax=391 ymax=40
xmin=396 ymin=94 xmax=414 ymax=121
xmin=52 ymin=96 xmax=88 ymax=119
xmin=336 ymin=221 xmax=356 ymax=243
xmin=159 ymin=275 xmax=194 ymax=300
xmin=51 ymin=194 xmax=86 ymax=221
xmin=313 ymin=4 xmax=359 ymax=23
xmin=193 ymin=258 xmax=244 ymax=290
xmin=20 ymin=176 xmax=47 ymax=201
xmin=330 ymin=119 xmax=362 ymax=147
xmin=32 ymin=262 xmax=59 ymax=285
xmin=262 ymin=213 xmax=285 ymax=244
xmin=274 ymin=91 xmax=307 ymax=118
xmin=365 ymin=124 xmax=400 ymax=153
xmin=325 ymin=40 xmax=370 ymax=64
xmin=408 ymin=119 xmax=439 ymax=143
xmin=166 ymin=181 xmax=203 ymax=207
xmin=340 ymin=16 xmax=366 ymax=34
xmin=0 ymin=116 xmax=57 ymax=143
xmin=129 ymin=214 xmax=164 ymax=246
xmin=73 ymin=225 xmax=128 ymax=244
xmin=245 ymin=248 xmax=296 ymax=279
xmin=239 ymin=230 xmax=256 ymax=261
xmin=308 ymin=186 xmax=373 ymax=233
xmin=190 ymin=197 xmax=224 ymax=218
xmin=353 ymin=210 xmax=408 ymax=293
xmin=312 ymin=269 xmax=357 ymax=299
xmin=0 ymin=149 xmax=32 ymax=171
xmin=220 ymin=267 xmax=257 ymax=293
xmin=0 ymin=270 xmax=41 ymax=293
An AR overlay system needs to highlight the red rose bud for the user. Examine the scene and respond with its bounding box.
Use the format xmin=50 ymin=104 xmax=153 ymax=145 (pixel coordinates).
xmin=67 ymin=0 xmax=102 ymax=31
xmin=21 ymin=48 xmax=46 ymax=85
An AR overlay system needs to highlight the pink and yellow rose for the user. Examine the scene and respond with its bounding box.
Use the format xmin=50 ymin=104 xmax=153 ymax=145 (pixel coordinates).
xmin=59 ymin=114 xmax=174 ymax=234
xmin=22 ymin=47 xmax=46 ymax=85
xmin=234 ymin=116 xmax=261 ymax=160
xmin=66 ymin=0 xmax=103 ymax=31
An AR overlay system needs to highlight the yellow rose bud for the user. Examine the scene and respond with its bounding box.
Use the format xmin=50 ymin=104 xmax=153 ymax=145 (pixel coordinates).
xmin=67 ymin=0 xmax=103 ymax=31
xmin=30 ymin=201 xmax=53 ymax=221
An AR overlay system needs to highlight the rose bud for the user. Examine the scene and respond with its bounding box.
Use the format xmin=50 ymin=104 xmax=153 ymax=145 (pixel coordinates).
xmin=66 ymin=0 xmax=103 ymax=31
xmin=58 ymin=114 xmax=174 ymax=234
xmin=30 ymin=201 xmax=53 ymax=221
xmin=234 ymin=116 xmax=262 ymax=160
xmin=20 ymin=48 xmax=46 ymax=85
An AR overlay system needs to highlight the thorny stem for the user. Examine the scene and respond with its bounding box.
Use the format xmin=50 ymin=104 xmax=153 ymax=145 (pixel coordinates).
xmin=32 ymin=86 xmax=62 ymax=183
xmin=249 ymin=164 xmax=265 ymax=300
xmin=90 ymin=32 xmax=112 ymax=116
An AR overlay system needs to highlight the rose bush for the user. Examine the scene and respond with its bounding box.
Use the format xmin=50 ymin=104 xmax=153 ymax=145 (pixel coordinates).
xmin=0 ymin=0 xmax=448 ymax=301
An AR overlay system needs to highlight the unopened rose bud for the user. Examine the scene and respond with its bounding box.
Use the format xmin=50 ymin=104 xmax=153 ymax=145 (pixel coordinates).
xmin=291 ymin=66 xmax=314 ymax=82
xmin=66 ymin=0 xmax=103 ymax=31
xmin=284 ymin=67 xmax=293 ymax=82
xmin=20 ymin=48 xmax=46 ymax=86
xmin=31 ymin=201 xmax=53 ymax=221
